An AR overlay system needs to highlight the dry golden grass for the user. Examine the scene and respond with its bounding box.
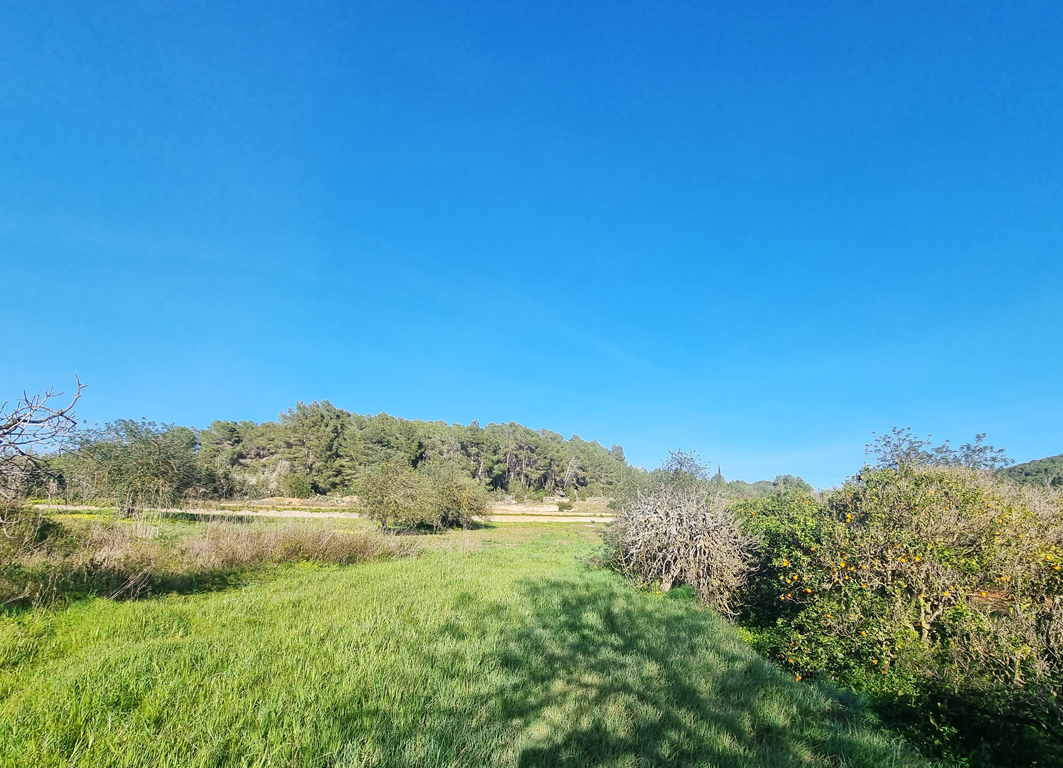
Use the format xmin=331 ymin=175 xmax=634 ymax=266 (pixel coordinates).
xmin=0 ymin=508 xmax=416 ymax=605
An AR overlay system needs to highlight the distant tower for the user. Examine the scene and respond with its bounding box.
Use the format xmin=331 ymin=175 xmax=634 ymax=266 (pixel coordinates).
xmin=713 ymin=465 xmax=724 ymax=483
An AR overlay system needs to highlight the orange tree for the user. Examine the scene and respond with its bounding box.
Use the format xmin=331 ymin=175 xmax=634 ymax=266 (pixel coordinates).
xmin=737 ymin=467 xmax=1063 ymax=766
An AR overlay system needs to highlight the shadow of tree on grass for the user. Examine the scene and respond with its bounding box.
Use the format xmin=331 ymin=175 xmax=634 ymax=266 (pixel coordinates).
xmin=1 ymin=550 xmax=926 ymax=767
xmin=368 ymin=570 xmax=924 ymax=767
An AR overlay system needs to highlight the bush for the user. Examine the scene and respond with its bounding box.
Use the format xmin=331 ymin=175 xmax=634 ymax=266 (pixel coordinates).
xmin=737 ymin=467 xmax=1063 ymax=766
xmin=604 ymin=487 xmax=756 ymax=615
xmin=180 ymin=522 xmax=416 ymax=569
xmin=418 ymin=459 xmax=490 ymax=529
xmin=359 ymin=461 xmax=425 ymax=530
xmin=0 ymin=503 xmax=70 ymax=558
xmin=282 ymin=473 xmax=314 ymax=499
xmin=360 ymin=459 xmax=490 ymax=531
xmin=556 ymin=500 xmax=574 ymax=512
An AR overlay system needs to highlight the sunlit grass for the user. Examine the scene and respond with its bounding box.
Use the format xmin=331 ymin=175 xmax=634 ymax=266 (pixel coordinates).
xmin=0 ymin=532 xmax=926 ymax=767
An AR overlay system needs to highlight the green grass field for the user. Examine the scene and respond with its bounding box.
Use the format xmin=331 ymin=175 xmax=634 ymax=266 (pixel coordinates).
xmin=0 ymin=524 xmax=925 ymax=767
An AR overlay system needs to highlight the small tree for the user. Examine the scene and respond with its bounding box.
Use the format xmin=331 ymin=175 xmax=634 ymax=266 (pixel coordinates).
xmin=69 ymin=419 xmax=202 ymax=517
xmin=359 ymin=460 xmax=425 ymax=530
xmin=772 ymin=474 xmax=813 ymax=494
xmin=738 ymin=465 xmax=1063 ymax=763
xmin=361 ymin=458 xmax=491 ymax=531
xmin=419 ymin=458 xmax=489 ymax=530
xmin=1 ymin=378 xmax=83 ymax=540
xmin=866 ymin=427 xmax=1015 ymax=471
xmin=663 ymin=449 xmax=709 ymax=480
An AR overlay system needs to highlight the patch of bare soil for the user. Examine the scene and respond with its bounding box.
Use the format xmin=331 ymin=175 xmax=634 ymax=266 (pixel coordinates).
xmin=489 ymin=496 xmax=613 ymax=516
xmin=34 ymin=499 xmax=615 ymax=523
xmin=487 ymin=514 xmax=613 ymax=523
xmin=238 ymin=496 xmax=359 ymax=508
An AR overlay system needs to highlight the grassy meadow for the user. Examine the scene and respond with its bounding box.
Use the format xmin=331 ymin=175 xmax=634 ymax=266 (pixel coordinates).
xmin=0 ymin=521 xmax=925 ymax=767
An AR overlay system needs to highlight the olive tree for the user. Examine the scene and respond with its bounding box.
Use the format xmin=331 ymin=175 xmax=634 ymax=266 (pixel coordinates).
xmin=360 ymin=460 xmax=426 ymax=530
xmin=418 ymin=458 xmax=489 ymax=530
xmin=361 ymin=458 xmax=490 ymax=531
xmin=69 ymin=419 xmax=203 ymax=517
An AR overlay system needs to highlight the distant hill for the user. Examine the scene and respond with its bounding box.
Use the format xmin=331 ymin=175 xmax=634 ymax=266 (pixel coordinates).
xmin=722 ymin=473 xmax=814 ymax=499
xmin=999 ymin=454 xmax=1063 ymax=489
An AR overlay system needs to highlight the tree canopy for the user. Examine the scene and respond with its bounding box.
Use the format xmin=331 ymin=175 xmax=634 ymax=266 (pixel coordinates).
xmin=62 ymin=401 xmax=639 ymax=502
xmin=1000 ymin=453 xmax=1063 ymax=489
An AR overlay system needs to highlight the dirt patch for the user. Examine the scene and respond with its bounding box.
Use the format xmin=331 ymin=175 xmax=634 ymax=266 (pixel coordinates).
xmin=488 ymin=514 xmax=614 ymax=523
xmin=490 ymin=496 xmax=613 ymax=516
xmin=33 ymin=503 xmax=612 ymax=524
xmin=228 ymin=496 xmax=359 ymax=508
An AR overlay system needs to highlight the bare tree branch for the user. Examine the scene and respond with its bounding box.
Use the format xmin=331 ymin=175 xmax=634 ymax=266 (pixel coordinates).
xmin=0 ymin=376 xmax=84 ymax=500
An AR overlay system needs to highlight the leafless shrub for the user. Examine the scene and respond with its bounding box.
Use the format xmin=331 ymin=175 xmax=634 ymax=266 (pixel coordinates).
xmin=609 ymin=487 xmax=757 ymax=615
xmin=0 ymin=378 xmax=82 ymax=495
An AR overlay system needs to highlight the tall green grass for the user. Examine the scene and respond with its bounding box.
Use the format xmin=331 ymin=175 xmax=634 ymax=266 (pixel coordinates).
xmin=0 ymin=535 xmax=926 ymax=767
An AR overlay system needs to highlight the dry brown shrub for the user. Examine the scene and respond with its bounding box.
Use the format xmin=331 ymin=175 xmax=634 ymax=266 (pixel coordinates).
xmin=610 ymin=487 xmax=757 ymax=615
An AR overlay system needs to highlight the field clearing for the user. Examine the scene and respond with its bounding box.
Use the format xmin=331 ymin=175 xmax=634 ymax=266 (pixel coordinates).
xmin=30 ymin=502 xmax=615 ymax=524
xmin=0 ymin=523 xmax=924 ymax=767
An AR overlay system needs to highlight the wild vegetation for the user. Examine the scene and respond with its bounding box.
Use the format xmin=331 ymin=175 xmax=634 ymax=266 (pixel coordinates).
xmin=359 ymin=457 xmax=490 ymax=530
xmin=187 ymin=402 xmax=634 ymax=500
xmin=601 ymin=429 xmax=1062 ymax=767
xmin=1 ymin=379 xmax=82 ymax=532
xmin=6 ymin=382 xmax=1061 ymax=766
xmin=15 ymin=392 xmax=807 ymax=517
xmin=603 ymin=486 xmax=756 ymax=615
xmin=0 ymin=510 xmax=415 ymax=607
xmin=1 ymin=530 xmax=926 ymax=767
xmin=26 ymin=404 xmax=643 ymax=530
xmin=738 ymin=469 xmax=1062 ymax=766
xmin=1001 ymin=453 xmax=1063 ymax=489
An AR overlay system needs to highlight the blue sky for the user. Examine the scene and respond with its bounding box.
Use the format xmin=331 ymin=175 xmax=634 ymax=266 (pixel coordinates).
xmin=2 ymin=1 xmax=1061 ymax=487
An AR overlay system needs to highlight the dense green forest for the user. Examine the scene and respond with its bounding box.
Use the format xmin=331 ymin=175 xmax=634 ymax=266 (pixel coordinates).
xmin=42 ymin=401 xmax=811 ymax=508
xmin=196 ymin=403 xmax=634 ymax=499
xmin=1000 ymin=453 xmax=1063 ymax=488
xmin=53 ymin=402 xmax=631 ymax=503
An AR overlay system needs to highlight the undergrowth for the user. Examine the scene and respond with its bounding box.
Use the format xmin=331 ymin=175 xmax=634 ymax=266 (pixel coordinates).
xmin=0 ymin=507 xmax=415 ymax=607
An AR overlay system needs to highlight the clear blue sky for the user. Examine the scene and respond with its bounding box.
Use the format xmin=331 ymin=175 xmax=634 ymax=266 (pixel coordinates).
xmin=2 ymin=1 xmax=1061 ymax=487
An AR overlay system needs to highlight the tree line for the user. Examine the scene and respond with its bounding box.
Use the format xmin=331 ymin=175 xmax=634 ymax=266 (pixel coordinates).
xmin=3 ymin=381 xmax=815 ymax=523
xmin=43 ymin=400 xmax=640 ymax=506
